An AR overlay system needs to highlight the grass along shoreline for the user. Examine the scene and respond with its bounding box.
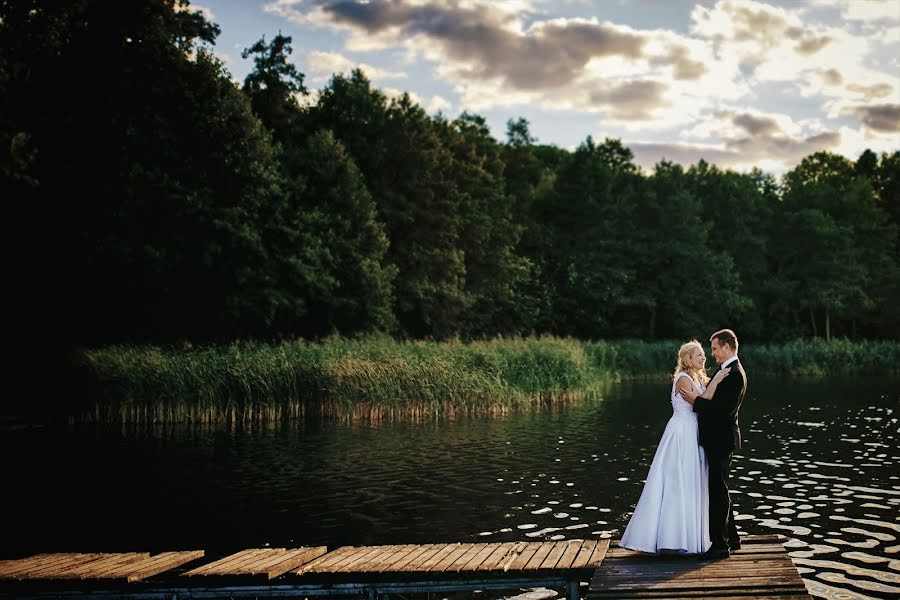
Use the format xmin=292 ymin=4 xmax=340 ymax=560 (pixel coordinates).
xmin=66 ymin=337 xmax=898 ymax=424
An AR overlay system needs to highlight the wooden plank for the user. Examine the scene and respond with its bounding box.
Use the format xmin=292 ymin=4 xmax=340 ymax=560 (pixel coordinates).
xmin=0 ymin=554 xmax=62 ymax=577
xmin=332 ymin=545 xmax=401 ymax=573
xmin=459 ymin=543 xmax=502 ymax=572
xmin=184 ymin=549 xmax=259 ymax=576
xmin=537 ymin=541 xmax=569 ymax=570
xmin=505 ymin=542 xmax=544 ymax=571
xmin=303 ymin=546 xmax=375 ymax=574
xmin=555 ymin=540 xmax=586 ymax=570
xmin=1 ymin=554 xmax=105 ymax=578
xmin=599 ymin=558 xmax=797 ymax=572
xmin=442 ymin=544 xmax=486 ymax=572
xmin=590 ymin=589 xmax=810 ymax=598
xmin=13 ymin=554 xmax=113 ymax=579
xmin=586 ymin=539 xmax=610 ymax=567
xmin=0 ymin=554 xmax=83 ymax=578
xmin=500 ymin=542 xmax=532 ymax=572
xmin=323 ymin=545 xmax=392 ymax=573
xmin=416 ymin=544 xmax=462 ymax=572
xmin=228 ymin=549 xmax=286 ymax=574
xmin=428 ymin=543 xmax=474 ymax=572
xmin=243 ymin=547 xmax=326 ymax=579
xmin=384 ymin=544 xmax=437 ymax=572
xmin=209 ymin=549 xmax=274 ymax=575
xmin=472 ymin=542 xmax=518 ymax=571
xmin=598 ymin=559 xmax=798 ymax=571
xmin=53 ymin=553 xmax=149 ymax=579
xmin=294 ymin=546 xmax=362 ymax=574
xmin=593 ymin=575 xmax=808 ymax=591
xmin=112 ymin=551 xmax=205 ymax=582
xmin=524 ymin=542 xmax=556 ymax=570
xmin=571 ymin=540 xmax=600 ymax=569
xmin=597 ymin=566 xmax=798 ymax=575
xmin=359 ymin=545 xmax=417 ymax=573
xmin=404 ymin=544 xmax=457 ymax=572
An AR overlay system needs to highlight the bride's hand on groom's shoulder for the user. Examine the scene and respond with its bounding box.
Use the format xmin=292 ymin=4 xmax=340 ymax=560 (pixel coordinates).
xmin=714 ymin=367 xmax=731 ymax=382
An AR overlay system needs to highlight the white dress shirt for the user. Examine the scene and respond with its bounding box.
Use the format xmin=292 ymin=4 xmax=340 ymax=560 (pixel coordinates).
xmin=721 ymin=355 xmax=738 ymax=369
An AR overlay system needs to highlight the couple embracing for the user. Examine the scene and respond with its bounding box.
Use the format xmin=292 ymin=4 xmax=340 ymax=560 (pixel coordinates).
xmin=620 ymin=328 xmax=748 ymax=561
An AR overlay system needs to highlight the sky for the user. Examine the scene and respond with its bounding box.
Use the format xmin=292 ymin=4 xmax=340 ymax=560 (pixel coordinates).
xmin=194 ymin=0 xmax=899 ymax=175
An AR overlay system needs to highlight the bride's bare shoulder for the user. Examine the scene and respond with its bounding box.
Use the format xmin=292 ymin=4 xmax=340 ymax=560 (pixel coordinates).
xmin=674 ymin=373 xmax=696 ymax=393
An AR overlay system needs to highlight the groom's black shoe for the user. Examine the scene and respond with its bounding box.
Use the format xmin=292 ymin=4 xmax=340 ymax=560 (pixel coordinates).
xmin=698 ymin=546 xmax=730 ymax=561
xmin=729 ymin=539 xmax=742 ymax=552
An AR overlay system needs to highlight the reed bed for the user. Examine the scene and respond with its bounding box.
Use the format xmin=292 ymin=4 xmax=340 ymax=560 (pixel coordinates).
xmin=70 ymin=336 xmax=898 ymax=424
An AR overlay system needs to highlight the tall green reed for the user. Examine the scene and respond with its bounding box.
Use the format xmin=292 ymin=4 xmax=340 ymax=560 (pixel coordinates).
xmin=69 ymin=336 xmax=897 ymax=424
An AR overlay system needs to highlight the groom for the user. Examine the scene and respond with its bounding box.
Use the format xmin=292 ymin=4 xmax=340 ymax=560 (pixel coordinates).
xmin=683 ymin=328 xmax=747 ymax=560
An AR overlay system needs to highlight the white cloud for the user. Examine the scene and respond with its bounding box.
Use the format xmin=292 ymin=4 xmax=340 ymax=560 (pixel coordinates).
xmin=846 ymin=2 xmax=899 ymax=22
xmin=179 ymin=2 xmax=215 ymax=22
xmin=307 ymin=51 xmax=407 ymax=83
xmin=382 ymin=87 xmax=453 ymax=114
xmin=262 ymin=0 xmax=898 ymax=173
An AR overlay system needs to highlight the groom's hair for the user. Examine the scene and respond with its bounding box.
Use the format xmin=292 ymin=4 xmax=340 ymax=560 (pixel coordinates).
xmin=710 ymin=328 xmax=738 ymax=351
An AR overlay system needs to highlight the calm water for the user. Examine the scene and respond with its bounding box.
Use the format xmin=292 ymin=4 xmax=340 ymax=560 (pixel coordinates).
xmin=3 ymin=376 xmax=898 ymax=599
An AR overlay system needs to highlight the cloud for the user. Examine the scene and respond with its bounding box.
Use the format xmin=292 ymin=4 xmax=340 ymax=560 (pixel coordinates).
xmin=178 ymin=2 xmax=215 ymax=22
xmin=266 ymin=0 xmax=727 ymax=123
xmin=307 ymin=51 xmax=407 ymax=83
xmin=821 ymin=68 xmax=842 ymax=86
xmin=732 ymin=112 xmax=780 ymax=137
xmin=588 ymin=80 xmax=669 ymax=121
xmin=794 ymin=33 xmax=831 ymax=55
xmin=628 ymin=141 xmax=737 ymax=171
xmin=636 ymin=106 xmax=844 ymax=173
xmin=263 ymin=0 xmax=897 ymax=174
xmin=846 ymin=82 xmax=893 ymax=100
xmin=691 ymin=0 xmax=802 ymax=57
xmin=382 ymin=87 xmax=453 ymax=114
xmin=812 ymin=0 xmax=900 ymax=23
xmin=319 ymin=4 xmax=650 ymax=91
xmin=691 ymin=0 xmax=898 ymax=120
xmin=840 ymin=104 xmax=900 ymax=133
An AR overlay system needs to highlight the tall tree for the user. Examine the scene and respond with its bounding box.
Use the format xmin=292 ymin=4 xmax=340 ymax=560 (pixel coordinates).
xmin=781 ymin=151 xmax=897 ymax=338
xmin=241 ymin=32 xmax=307 ymax=166
xmin=685 ymin=161 xmax=776 ymax=338
xmin=440 ymin=112 xmax=529 ymax=336
xmin=310 ymin=73 xmax=469 ymax=338
xmin=3 ymin=0 xmax=287 ymax=343
xmin=241 ymin=36 xmax=395 ymax=337
xmin=626 ymin=161 xmax=749 ymax=339
xmin=535 ymin=137 xmax=636 ymax=337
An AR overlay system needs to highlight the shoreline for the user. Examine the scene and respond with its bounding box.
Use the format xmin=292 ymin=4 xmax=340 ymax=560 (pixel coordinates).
xmin=24 ymin=337 xmax=900 ymax=424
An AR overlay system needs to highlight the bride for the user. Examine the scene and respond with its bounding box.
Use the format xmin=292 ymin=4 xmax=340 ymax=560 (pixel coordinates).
xmin=619 ymin=340 xmax=730 ymax=554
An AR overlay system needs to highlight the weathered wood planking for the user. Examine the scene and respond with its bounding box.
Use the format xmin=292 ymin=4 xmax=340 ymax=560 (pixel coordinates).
xmin=0 ymin=551 xmax=204 ymax=582
xmin=588 ymin=535 xmax=811 ymax=599
xmin=289 ymin=539 xmax=607 ymax=575
xmin=183 ymin=547 xmax=326 ymax=580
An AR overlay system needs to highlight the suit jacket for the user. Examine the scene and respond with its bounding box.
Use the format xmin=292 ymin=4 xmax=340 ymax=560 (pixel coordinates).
xmin=693 ymin=358 xmax=747 ymax=454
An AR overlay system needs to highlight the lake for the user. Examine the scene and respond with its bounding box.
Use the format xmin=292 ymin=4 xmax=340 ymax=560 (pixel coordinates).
xmin=3 ymin=376 xmax=898 ymax=599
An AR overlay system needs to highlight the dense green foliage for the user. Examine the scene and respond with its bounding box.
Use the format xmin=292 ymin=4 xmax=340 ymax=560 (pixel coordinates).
xmin=74 ymin=337 xmax=899 ymax=423
xmin=3 ymin=0 xmax=898 ymax=357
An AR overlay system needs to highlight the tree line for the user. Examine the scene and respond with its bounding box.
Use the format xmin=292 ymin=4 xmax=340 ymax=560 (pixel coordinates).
xmin=3 ymin=0 xmax=898 ymax=351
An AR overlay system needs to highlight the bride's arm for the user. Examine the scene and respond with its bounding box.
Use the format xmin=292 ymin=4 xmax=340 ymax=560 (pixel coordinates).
xmin=681 ymin=368 xmax=730 ymax=403
xmin=675 ymin=377 xmax=701 ymax=405
xmin=699 ymin=368 xmax=730 ymax=399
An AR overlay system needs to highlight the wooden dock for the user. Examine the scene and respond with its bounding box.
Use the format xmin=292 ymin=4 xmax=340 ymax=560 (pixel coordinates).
xmin=589 ymin=535 xmax=811 ymax=599
xmin=0 ymin=535 xmax=810 ymax=599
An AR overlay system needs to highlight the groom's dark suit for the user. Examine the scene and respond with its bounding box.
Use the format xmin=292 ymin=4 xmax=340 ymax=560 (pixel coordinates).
xmin=693 ymin=358 xmax=747 ymax=551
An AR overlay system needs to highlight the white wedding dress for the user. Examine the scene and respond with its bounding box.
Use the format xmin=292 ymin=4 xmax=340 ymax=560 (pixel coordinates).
xmin=619 ymin=371 xmax=711 ymax=554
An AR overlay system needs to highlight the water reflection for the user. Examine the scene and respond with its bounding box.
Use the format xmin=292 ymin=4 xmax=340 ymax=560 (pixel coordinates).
xmin=1 ymin=376 xmax=897 ymax=599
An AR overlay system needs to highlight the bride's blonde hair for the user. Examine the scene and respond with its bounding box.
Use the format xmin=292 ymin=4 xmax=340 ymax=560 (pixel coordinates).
xmin=673 ymin=340 xmax=709 ymax=385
